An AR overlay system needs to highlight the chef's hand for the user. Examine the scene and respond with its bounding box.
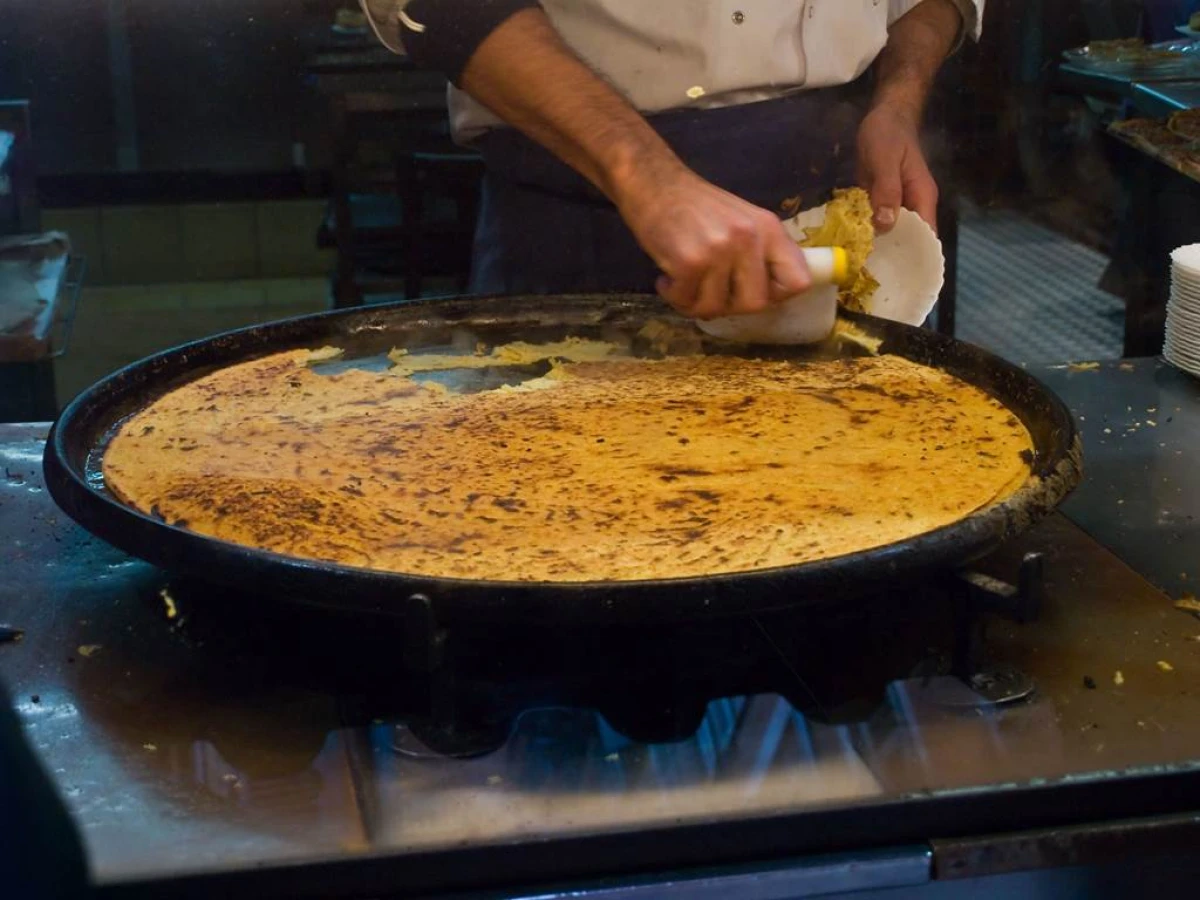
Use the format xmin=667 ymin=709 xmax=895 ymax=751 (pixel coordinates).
xmin=856 ymin=103 xmax=938 ymax=234
xmin=615 ymin=167 xmax=813 ymax=320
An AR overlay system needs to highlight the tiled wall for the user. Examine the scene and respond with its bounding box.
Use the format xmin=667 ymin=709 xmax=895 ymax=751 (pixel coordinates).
xmin=41 ymin=199 xmax=334 ymax=285
xmin=54 ymin=277 xmax=331 ymax=406
xmin=41 ymin=200 xmax=335 ymax=407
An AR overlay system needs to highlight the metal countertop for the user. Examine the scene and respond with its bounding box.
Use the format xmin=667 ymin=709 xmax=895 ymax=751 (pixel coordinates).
xmin=1 ymin=358 xmax=1199 ymax=897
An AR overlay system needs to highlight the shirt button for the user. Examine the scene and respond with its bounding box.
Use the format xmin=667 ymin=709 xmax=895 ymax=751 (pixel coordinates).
xmin=731 ymin=10 xmax=745 ymax=24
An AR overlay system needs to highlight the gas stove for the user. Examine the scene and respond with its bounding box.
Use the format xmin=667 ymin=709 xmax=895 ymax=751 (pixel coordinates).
xmin=5 ymin=353 xmax=1200 ymax=900
xmin=158 ymin=545 xmax=1044 ymax=761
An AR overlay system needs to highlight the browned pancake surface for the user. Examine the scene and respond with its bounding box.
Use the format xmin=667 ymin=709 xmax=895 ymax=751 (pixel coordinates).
xmin=103 ymin=350 xmax=1033 ymax=582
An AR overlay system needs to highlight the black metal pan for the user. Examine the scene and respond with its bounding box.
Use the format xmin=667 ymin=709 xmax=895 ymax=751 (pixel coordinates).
xmin=43 ymin=294 xmax=1082 ymax=625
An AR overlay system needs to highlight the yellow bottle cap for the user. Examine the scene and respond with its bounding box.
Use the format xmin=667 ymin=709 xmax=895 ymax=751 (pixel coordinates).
xmin=830 ymin=247 xmax=850 ymax=286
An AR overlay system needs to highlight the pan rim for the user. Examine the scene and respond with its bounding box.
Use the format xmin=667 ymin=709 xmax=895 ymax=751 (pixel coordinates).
xmin=43 ymin=293 xmax=1083 ymax=621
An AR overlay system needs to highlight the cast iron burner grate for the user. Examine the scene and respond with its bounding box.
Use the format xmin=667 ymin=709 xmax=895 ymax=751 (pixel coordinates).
xmin=160 ymin=554 xmax=1045 ymax=758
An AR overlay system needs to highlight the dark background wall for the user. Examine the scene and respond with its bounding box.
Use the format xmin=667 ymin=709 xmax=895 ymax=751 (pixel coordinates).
xmin=0 ymin=0 xmax=1180 ymax=226
xmin=0 ymin=0 xmax=119 ymax=174
xmin=0 ymin=0 xmax=339 ymax=176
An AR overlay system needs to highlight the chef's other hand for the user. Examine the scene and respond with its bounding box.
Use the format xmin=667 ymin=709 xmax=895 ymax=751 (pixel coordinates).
xmin=856 ymin=103 xmax=938 ymax=234
xmin=617 ymin=167 xmax=812 ymax=320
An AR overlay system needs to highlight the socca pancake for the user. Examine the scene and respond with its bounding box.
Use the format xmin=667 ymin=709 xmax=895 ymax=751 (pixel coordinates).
xmin=102 ymin=349 xmax=1034 ymax=582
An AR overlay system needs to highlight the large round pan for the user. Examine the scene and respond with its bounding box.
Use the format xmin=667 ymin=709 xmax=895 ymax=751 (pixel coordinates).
xmin=44 ymin=294 xmax=1082 ymax=624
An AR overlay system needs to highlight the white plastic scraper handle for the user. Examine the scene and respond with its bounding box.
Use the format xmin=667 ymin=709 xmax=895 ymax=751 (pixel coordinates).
xmin=800 ymin=247 xmax=849 ymax=287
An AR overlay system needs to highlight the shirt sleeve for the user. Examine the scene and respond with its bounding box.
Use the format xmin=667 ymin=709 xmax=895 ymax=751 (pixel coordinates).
xmin=360 ymin=0 xmax=544 ymax=85
xmin=888 ymin=0 xmax=985 ymax=49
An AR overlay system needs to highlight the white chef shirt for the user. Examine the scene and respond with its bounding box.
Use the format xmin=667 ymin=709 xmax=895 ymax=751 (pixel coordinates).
xmin=374 ymin=1 xmax=986 ymax=142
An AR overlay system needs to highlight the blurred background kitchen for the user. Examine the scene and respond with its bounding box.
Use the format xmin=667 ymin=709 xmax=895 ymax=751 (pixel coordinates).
xmin=2 ymin=0 xmax=1200 ymax=422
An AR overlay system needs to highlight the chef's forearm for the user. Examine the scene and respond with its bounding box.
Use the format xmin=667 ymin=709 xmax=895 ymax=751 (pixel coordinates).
xmin=459 ymin=8 xmax=687 ymax=206
xmin=872 ymin=0 xmax=964 ymax=123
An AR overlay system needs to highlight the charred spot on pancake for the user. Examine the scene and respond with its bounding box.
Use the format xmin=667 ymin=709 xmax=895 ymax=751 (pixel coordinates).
xmin=103 ymin=347 xmax=1035 ymax=583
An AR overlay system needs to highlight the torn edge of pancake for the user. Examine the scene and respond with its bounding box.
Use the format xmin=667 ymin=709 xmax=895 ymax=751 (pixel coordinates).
xmin=385 ymin=338 xmax=625 ymax=377
xmin=304 ymin=346 xmax=345 ymax=365
xmin=418 ymin=380 xmax=451 ymax=396
xmin=492 ymin=373 xmax=566 ymax=394
xmin=831 ymin=320 xmax=883 ymax=354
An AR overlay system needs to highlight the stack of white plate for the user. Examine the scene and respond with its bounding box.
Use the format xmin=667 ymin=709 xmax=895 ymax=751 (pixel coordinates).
xmin=1164 ymin=243 xmax=1200 ymax=376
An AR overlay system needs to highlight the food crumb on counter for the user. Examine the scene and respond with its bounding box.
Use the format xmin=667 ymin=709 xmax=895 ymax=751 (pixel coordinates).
xmin=77 ymin=644 xmax=102 ymax=658
xmin=1157 ymin=660 xmax=1175 ymax=672
xmin=143 ymin=743 xmax=157 ymax=752
xmin=1174 ymin=593 xmax=1200 ymax=616
xmin=159 ymin=587 xmax=178 ymax=620
xmin=1067 ymin=361 xmax=1101 ymax=371
xmin=1114 ymin=670 xmax=1125 ymax=686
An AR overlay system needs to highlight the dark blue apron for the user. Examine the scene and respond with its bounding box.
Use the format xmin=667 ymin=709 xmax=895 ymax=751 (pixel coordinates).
xmin=468 ymin=83 xmax=867 ymax=295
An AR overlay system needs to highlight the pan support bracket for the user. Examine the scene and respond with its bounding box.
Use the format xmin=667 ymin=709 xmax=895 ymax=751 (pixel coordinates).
xmin=394 ymin=593 xmax=509 ymax=759
xmin=401 ymin=592 xmax=447 ymax=674
xmin=950 ymin=552 xmax=1044 ymax=706
xmin=400 ymin=592 xmax=456 ymax=726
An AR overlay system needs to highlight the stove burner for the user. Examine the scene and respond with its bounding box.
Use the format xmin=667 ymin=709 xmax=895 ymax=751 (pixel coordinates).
xmin=158 ymin=553 xmax=1047 ymax=755
xmin=393 ymin=719 xmax=511 ymax=760
xmin=951 ymin=552 xmax=1045 ymax=699
xmin=919 ymin=666 xmax=1037 ymax=709
xmin=964 ymin=667 xmax=1037 ymax=706
xmin=598 ymin=693 xmax=709 ymax=745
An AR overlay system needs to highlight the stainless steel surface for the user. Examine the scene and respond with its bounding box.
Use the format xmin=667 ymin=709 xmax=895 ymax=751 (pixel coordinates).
xmin=864 ymin=516 xmax=1200 ymax=793
xmin=0 ymin=423 xmax=367 ymax=883
xmin=932 ymin=812 xmax=1200 ymax=881
xmin=371 ymin=700 xmax=885 ymax=849
xmin=1132 ymin=80 xmax=1200 ymax=117
xmin=1057 ymin=64 xmax=1199 ymax=103
xmin=2 ymin=354 xmax=1200 ymax=895
xmin=0 ymin=237 xmax=73 ymax=364
xmin=506 ymin=847 xmax=932 ymax=900
xmin=48 ymin=255 xmax=87 ymax=360
xmin=1041 ymin=358 xmax=1200 ymax=594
